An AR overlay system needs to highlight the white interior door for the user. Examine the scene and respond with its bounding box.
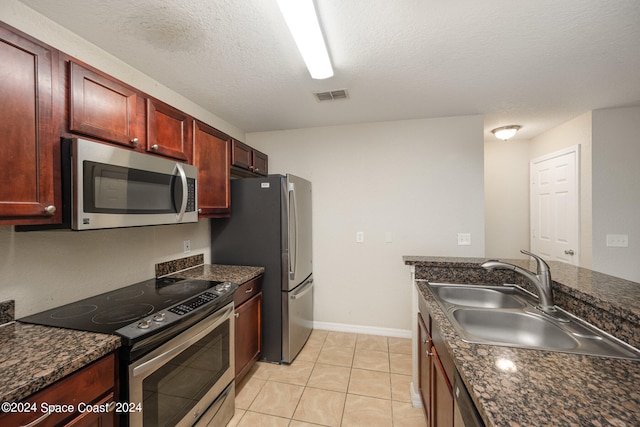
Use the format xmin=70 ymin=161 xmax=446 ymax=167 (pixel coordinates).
xmin=530 ymin=145 xmax=580 ymax=265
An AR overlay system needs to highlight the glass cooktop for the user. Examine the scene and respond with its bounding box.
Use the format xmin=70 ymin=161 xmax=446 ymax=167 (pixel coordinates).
xmin=19 ymin=277 xmax=225 ymax=335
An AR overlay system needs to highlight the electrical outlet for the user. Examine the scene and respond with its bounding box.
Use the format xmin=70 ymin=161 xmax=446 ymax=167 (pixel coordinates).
xmin=183 ymin=240 xmax=191 ymax=253
xmin=457 ymin=233 xmax=471 ymax=246
xmin=356 ymin=231 xmax=364 ymax=243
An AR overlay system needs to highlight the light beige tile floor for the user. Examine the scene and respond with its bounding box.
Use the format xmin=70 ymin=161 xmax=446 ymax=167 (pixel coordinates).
xmin=229 ymin=330 xmax=427 ymax=427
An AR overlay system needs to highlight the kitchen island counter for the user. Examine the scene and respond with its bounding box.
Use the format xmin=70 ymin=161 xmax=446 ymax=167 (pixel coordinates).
xmin=406 ymin=256 xmax=640 ymax=426
xmin=0 ymin=321 xmax=121 ymax=402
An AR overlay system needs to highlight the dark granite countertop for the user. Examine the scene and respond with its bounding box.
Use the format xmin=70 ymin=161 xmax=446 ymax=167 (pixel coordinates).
xmin=0 ymin=321 xmax=121 ymax=402
xmin=167 ymin=264 xmax=264 ymax=284
xmin=406 ymin=256 xmax=640 ymax=426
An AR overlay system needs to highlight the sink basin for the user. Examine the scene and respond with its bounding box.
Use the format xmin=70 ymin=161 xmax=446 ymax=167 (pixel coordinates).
xmin=452 ymin=309 xmax=578 ymax=349
xmin=430 ymin=285 xmax=524 ymax=309
xmin=427 ymin=282 xmax=640 ymax=360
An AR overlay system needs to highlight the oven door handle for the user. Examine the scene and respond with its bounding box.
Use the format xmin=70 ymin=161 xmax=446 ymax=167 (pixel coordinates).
xmin=132 ymin=304 xmax=233 ymax=379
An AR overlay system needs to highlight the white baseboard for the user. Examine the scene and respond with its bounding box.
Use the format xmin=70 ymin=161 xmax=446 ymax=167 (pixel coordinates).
xmin=410 ymin=381 xmax=423 ymax=408
xmin=313 ymin=321 xmax=411 ymax=338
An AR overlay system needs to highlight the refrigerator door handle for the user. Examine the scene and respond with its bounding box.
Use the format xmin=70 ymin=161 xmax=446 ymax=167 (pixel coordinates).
xmin=288 ymin=182 xmax=298 ymax=280
xmin=290 ymin=278 xmax=313 ymax=300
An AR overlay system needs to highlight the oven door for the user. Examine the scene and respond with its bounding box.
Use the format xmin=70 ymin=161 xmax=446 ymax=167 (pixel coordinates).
xmin=127 ymin=303 xmax=235 ymax=427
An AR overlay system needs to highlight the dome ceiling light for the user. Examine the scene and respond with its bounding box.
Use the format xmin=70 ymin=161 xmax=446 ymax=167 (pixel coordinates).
xmin=491 ymin=125 xmax=521 ymax=141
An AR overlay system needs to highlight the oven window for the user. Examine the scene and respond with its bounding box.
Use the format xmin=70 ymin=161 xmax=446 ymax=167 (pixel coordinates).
xmin=142 ymin=319 xmax=230 ymax=427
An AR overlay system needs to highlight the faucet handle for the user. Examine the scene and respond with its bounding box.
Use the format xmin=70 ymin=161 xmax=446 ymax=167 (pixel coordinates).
xmin=520 ymin=250 xmax=550 ymax=274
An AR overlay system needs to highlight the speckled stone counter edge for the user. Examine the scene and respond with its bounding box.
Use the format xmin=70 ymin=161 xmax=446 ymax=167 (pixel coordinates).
xmin=404 ymin=256 xmax=640 ymax=348
xmin=0 ymin=300 xmax=14 ymax=325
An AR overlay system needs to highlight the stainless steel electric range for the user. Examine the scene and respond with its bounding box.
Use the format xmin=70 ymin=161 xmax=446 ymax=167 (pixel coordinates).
xmin=20 ymin=276 xmax=238 ymax=427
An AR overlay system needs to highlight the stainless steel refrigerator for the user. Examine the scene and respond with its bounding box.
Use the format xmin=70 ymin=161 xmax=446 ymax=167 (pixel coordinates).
xmin=211 ymin=174 xmax=313 ymax=363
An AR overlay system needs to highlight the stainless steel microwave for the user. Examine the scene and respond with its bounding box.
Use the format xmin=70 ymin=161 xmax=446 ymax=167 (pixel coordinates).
xmin=70 ymin=138 xmax=198 ymax=230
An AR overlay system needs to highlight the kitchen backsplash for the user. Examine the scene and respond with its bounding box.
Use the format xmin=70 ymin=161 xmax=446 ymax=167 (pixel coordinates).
xmin=155 ymin=254 xmax=205 ymax=277
xmin=0 ymin=300 xmax=15 ymax=324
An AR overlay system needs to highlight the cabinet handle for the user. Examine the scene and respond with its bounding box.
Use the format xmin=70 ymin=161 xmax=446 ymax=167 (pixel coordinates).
xmin=426 ymin=349 xmax=433 ymax=357
xmin=20 ymin=411 xmax=52 ymax=427
xmin=43 ymin=205 xmax=56 ymax=215
xmin=151 ymin=144 xmax=159 ymax=150
xmin=131 ymin=137 xmax=139 ymax=145
xmin=564 ymin=249 xmax=575 ymax=255
xmin=235 ymin=313 xmax=240 ymax=318
xmin=245 ymin=287 xmax=254 ymax=293
xmin=254 ymin=168 xmax=259 ymax=172
xmin=198 ymin=208 xmax=202 ymax=213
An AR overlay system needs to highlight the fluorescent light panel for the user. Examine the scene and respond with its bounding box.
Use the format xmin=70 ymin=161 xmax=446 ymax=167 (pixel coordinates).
xmin=277 ymin=0 xmax=333 ymax=79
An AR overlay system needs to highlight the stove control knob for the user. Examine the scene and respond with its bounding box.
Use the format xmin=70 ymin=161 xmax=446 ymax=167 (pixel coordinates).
xmin=137 ymin=319 xmax=152 ymax=329
xmin=153 ymin=313 xmax=166 ymax=322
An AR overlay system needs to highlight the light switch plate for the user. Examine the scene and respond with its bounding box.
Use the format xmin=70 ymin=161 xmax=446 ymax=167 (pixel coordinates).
xmin=356 ymin=231 xmax=364 ymax=243
xmin=606 ymin=234 xmax=628 ymax=247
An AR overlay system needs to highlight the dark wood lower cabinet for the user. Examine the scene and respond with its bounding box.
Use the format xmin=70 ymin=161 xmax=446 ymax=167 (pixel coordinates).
xmin=418 ymin=312 xmax=454 ymax=427
xmin=0 ymin=353 xmax=117 ymax=427
xmin=234 ymin=275 xmax=263 ymax=383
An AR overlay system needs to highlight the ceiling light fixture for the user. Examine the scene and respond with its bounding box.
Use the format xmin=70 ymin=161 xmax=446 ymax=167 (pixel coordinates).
xmin=491 ymin=125 xmax=521 ymax=141
xmin=277 ymin=0 xmax=333 ymax=79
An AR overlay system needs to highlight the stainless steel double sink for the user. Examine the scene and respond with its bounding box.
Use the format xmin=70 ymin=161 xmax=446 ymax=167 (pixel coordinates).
xmin=428 ymin=283 xmax=640 ymax=360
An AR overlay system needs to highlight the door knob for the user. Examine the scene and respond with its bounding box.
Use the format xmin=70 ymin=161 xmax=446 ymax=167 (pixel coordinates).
xmin=564 ymin=249 xmax=575 ymax=255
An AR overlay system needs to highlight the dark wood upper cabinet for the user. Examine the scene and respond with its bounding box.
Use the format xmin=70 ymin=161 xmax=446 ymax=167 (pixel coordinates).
xmin=69 ymin=61 xmax=140 ymax=148
xmin=0 ymin=23 xmax=60 ymax=225
xmin=253 ymin=149 xmax=269 ymax=176
xmin=147 ymin=98 xmax=192 ymax=162
xmin=193 ymin=120 xmax=231 ymax=217
xmin=231 ymin=139 xmax=268 ymax=177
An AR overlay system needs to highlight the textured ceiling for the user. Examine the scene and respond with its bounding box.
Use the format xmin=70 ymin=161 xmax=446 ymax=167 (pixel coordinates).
xmin=18 ymin=0 xmax=640 ymax=140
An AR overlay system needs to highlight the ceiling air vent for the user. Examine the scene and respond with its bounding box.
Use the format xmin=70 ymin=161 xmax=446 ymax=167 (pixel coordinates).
xmin=313 ymin=89 xmax=349 ymax=102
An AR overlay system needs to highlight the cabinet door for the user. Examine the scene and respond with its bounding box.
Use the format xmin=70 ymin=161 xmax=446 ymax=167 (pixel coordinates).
xmin=431 ymin=347 xmax=454 ymax=427
xmin=418 ymin=314 xmax=432 ymax=424
xmin=69 ymin=61 xmax=140 ymax=148
xmin=0 ymin=24 xmax=59 ymax=225
xmin=252 ymin=149 xmax=268 ymax=176
xmin=231 ymin=139 xmax=253 ymax=170
xmin=147 ymin=98 xmax=191 ymax=161
xmin=235 ymin=293 xmax=262 ymax=382
xmin=64 ymin=393 xmax=115 ymax=427
xmin=193 ymin=121 xmax=231 ymax=217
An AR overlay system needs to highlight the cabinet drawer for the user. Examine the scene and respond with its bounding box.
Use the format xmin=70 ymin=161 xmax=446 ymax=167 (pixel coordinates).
xmin=234 ymin=275 xmax=263 ymax=307
xmin=0 ymin=353 xmax=116 ymax=427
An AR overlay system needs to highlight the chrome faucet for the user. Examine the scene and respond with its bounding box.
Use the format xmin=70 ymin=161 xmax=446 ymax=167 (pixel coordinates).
xmin=481 ymin=250 xmax=556 ymax=314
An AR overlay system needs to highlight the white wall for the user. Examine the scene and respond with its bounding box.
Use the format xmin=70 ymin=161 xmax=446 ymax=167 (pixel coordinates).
xmin=0 ymin=223 xmax=211 ymax=318
xmin=592 ymin=106 xmax=640 ymax=282
xmin=484 ymin=139 xmax=531 ymax=258
xmin=247 ymin=116 xmax=485 ymax=332
xmin=0 ymin=1 xmax=227 ymax=318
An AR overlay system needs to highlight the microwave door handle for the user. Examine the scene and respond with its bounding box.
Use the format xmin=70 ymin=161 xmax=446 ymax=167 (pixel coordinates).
xmin=175 ymin=163 xmax=188 ymax=222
